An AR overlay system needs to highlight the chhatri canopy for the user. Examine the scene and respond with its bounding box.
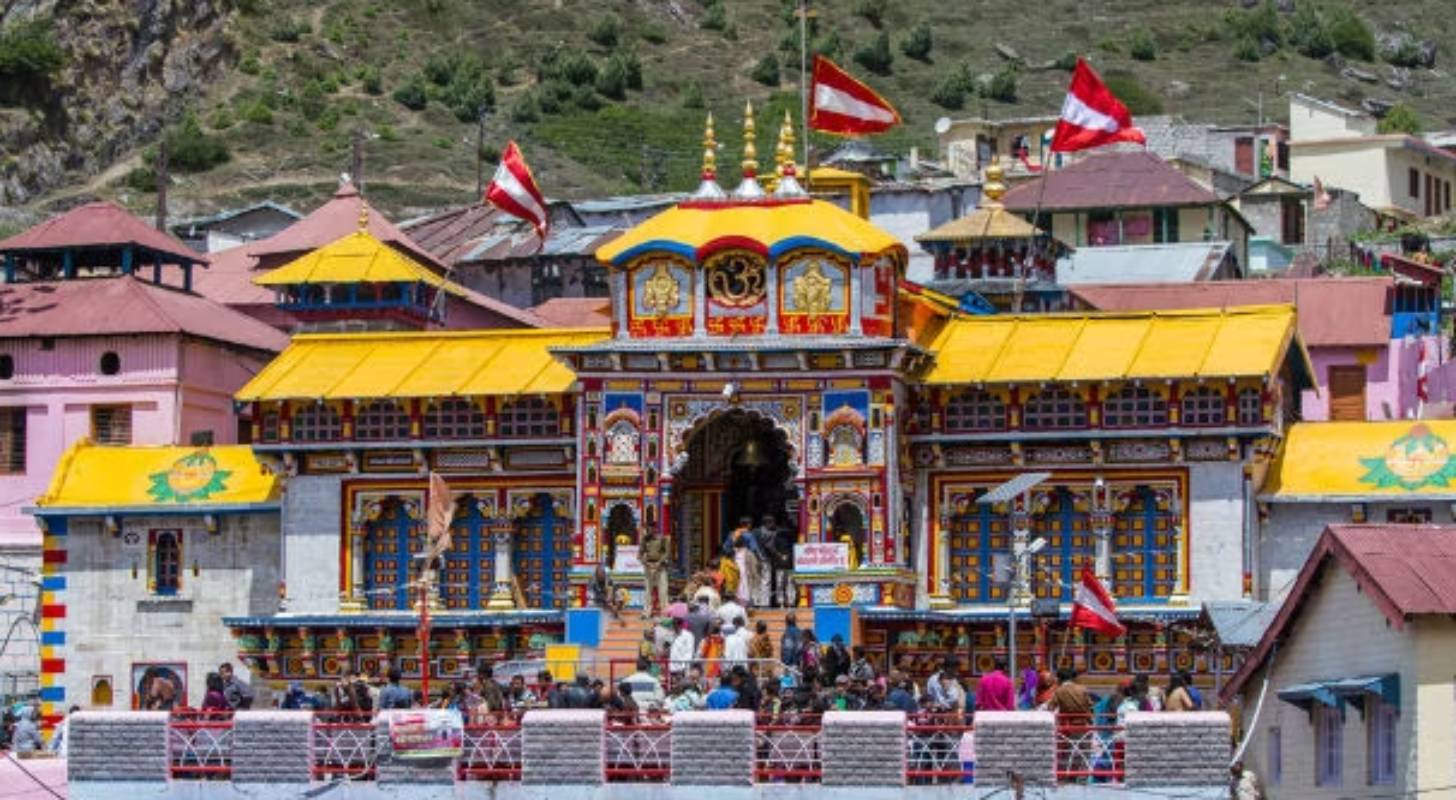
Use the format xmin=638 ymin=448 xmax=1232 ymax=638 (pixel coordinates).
xmin=254 ymin=230 xmax=467 ymax=296
xmin=595 ymin=198 xmax=905 ymax=267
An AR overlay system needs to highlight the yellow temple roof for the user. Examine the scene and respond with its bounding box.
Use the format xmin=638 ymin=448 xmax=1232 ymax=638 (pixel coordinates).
xmin=1262 ymin=420 xmax=1456 ymax=501
xmin=254 ymin=230 xmax=467 ymax=296
xmin=922 ymin=305 xmax=1303 ymax=385
xmin=595 ymin=199 xmax=905 ymax=267
xmin=236 ymin=328 xmax=609 ymax=401
xmin=36 ymin=443 xmax=280 ymax=511
xmin=917 ymin=205 xmax=1045 ymax=242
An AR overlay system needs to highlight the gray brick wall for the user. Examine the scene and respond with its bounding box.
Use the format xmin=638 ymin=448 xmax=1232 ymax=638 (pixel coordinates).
xmin=822 ymin=710 xmax=905 ymax=787
xmin=670 ymin=710 xmax=753 ymax=786
xmin=522 ymin=709 xmax=605 ymax=785
xmin=374 ymin=711 xmax=456 ymax=785
xmin=231 ymin=710 xmax=312 ymax=783
xmin=67 ymin=711 xmax=169 ymax=782
xmin=1124 ymin=711 xmax=1232 ymax=788
xmin=973 ymin=711 xmax=1056 ymax=787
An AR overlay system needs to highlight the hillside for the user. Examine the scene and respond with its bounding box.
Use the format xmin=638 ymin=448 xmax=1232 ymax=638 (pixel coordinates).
xmin=3 ymin=0 xmax=1456 ymax=227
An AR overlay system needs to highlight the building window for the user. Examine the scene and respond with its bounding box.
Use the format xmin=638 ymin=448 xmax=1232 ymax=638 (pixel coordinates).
xmin=1409 ymin=168 xmax=1420 ymax=198
xmin=1103 ymin=385 xmax=1168 ymax=428
xmin=1024 ymin=387 xmax=1088 ymax=430
xmin=1316 ymin=705 xmax=1343 ymax=787
xmin=151 ymin=529 xmax=182 ymax=596
xmin=292 ymin=404 xmax=343 ymax=442
xmin=0 ymin=408 xmax=24 ymax=474
xmin=945 ymin=389 xmax=1007 ymax=431
xmin=425 ymin=398 xmax=485 ymax=439
xmin=259 ymin=410 xmax=281 ymax=443
xmin=354 ymin=400 xmax=411 ymax=441
xmin=99 ymin=351 xmax=121 ymax=376
xmin=91 ymin=405 xmax=133 ymax=445
xmin=1153 ymin=207 xmax=1180 ymax=243
xmin=189 ymin=430 xmax=214 ymax=446
xmin=1181 ymin=387 xmax=1226 ymax=427
xmin=0 ymin=354 xmax=14 ymax=380
xmin=499 ymin=397 xmax=559 ymax=437
xmin=1368 ymin=702 xmax=1397 ymax=786
xmin=1386 ymin=507 xmax=1432 ymax=523
xmin=1267 ymin=726 xmax=1282 ymax=786
xmin=1237 ymin=387 xmax=1263 ymax=426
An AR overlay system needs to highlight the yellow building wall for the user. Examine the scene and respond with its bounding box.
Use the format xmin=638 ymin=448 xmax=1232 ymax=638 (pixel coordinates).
xmin=1413 ymin=618 xmax=1456 ymax=794
xmin=1291 ymin=146 xmax=1395 ymax=212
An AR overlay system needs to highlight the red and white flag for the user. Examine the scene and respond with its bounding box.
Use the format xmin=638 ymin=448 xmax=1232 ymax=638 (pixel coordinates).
xmin=424 ymin=471 xmax=454 ymax=561
xmin=486 ymin=141 xmax=550 ymax=240
xmin=1050 ymin=58 xmax=1146 ymax=153
xmin=809 ymin=55 xmax=901 ymax=136
xmin=1070 ymin=564 xmax=1127 ymax=638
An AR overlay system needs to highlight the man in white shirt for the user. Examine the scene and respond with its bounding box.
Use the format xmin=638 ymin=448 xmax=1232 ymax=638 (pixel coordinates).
xmin=723 ymin=617 xmax=751 ymax=671
xmin=623 ymin=655 xmax=666 ymax=711
xmin=716 ymin=598 xmax=746 ymax=628
xmin=669 ymin=619 xmax=697 ymax=677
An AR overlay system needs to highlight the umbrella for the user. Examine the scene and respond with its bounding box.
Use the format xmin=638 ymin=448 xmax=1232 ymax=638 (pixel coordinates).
xmin=664 ymin=601 xmax=689 ymax=619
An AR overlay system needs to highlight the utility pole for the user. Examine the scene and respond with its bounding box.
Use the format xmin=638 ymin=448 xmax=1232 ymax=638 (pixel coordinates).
xmin=475 ymin=107 xmax=490 ymax=197
xmin=154 ymin=129 xmax=169 ymax=233
xmin=351 ymin=130 xmax=366 ymax=195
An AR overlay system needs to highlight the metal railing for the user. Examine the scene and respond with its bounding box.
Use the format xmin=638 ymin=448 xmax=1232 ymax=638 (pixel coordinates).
xmin=906 ymin=714 xmax=974 ymax=785
xmin=754 ymin=713 xmax=822 ymax=783
xmin=458 ymin=719 xmax=524 ymax=781
xmin=604 ymin=712 xmax=671 ymax=782
xmin=310 ymin=711 xmax=377 ymax=781
xmin=1054 ymin=714 xmax=1124 ymax=784
xmin=167 ymin=710 xmax=233 ymax=780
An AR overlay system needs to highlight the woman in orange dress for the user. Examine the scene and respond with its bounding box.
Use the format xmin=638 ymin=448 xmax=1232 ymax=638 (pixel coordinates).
xmin=697 ymin=619 xmax=726 ymax=678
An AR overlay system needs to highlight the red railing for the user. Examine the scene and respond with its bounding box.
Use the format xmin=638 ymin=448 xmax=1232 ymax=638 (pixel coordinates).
xmin=907 ymin=714 xmax=974 ymax=784
xmin=1055 ymin=714 xmax=1124 ymax=784
xmin=168 ymin=710 xmax=233 ymax=780
xmin=310 ymin=710 xmax=377 ymax=781
xmin=754 ymin=713 xmax=822 ymax=783
xmin=458 ymin=719 xmax=524 ymax=781
xmin=604 ymin=712 xmax=671 ymax=782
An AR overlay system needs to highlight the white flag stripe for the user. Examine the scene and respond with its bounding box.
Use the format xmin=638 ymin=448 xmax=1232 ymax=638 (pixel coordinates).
xmin=814 ymin=83 xmax=897 ymax=124
xmin=1073 ymin=582 xmax=1119 ymax=627
xmin=1060 ymin=91 xmax=1121 ymax=134
xmin=493 ymin=161 xmax=547 ymax=225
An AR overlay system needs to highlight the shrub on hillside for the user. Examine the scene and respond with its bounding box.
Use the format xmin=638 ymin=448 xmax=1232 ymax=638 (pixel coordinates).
xmin=929 ymin=74 xmax=966 ymax=110
xmin=1287 ymin=4 xmax=1335 ymax=59
xmin=392 ymin=77 xmax=428 ymax=110
xmin=1233 ymin=34 xmax=1262 ymax=62
xmin=1223 ymin=1 xmax=1282 ymax=50
xmin=266 ymin=16 xmax=308 ymax=43
xmin=751 ymin=53 xmax=780 ymax=86
xmin=556 ymin=52 xmax=598 ymax=86
xmin=681 ymin=82 xmax=705 ymax=110
xmin=700 ymin=1 xmax=727 ymax=32
xmin=572 ymin=84 xmax=602 ymax=112
xmin=853 ymin=31 xmax=893 ymax=75
xmin=510 ymin=92 xmax=541 ymax=123
xmin=596 ymin=55 xmax=630 ymax=99
xmin=1103 ymin=70 xmax=1163 ymax=115
xmin=1055 ymin=51 xmax=1079 ymax=71
xmin=987 ymin=66 xmax=1018 ymax=103
xmin=901 ymin=21 xmax=932 ymax=62
xmin=360 ymin=66 xmax=383 ymax=95
xmin=640 ymin=24 xmax=668 ymax=45
xmin=1328 ymin=7 xmax=1374 ymax=61
xmin=241 ymin=100 xmax=274 ymax=125
xmin=1377 ymin=103 xmax=1422 ymax=135
xmin=1129 ymin=26 xmax=1157 ymax=61
xmin=166 ymin=114 xmax=230 ymax=173
xmin=588 ymin=14 xmax=622 ymax=49
xmin=854 ymin=0 xmax=888 ymax=28
xmin=0 ymin=19 xmax=63 ymax=83
xmin=1380 ymin=34 xmax=1424 ymax=68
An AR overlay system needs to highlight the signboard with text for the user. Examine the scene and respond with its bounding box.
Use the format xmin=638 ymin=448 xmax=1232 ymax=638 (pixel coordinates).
xmin=794 ymin=542 xmax=850 ymax=572
xmin=387 ymin=710 xmax=464 ymax=759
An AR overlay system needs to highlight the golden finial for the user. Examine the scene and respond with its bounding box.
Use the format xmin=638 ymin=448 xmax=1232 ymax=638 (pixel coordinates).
xmin=358 ymin=200 xmax=369 ymax=231
xmin=741 ymin=100 xmax=758 ymax=179
xmin=702 ymin=112 xmax=718 ymax=180
xmin=778 ymin=110 xmax=797 ymax=177
xmin=984 ymin=161 xmax=1006 ymax=205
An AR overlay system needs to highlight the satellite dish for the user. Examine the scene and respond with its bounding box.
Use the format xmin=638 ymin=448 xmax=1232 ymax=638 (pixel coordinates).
xmin=934 ymin=117 xmax=952 ymax=135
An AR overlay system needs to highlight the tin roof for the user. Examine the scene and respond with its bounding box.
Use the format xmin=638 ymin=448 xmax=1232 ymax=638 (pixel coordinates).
xmin=1222 ymin=524 xmax=1456 ymax=702
xmin=0 ymin=276 xmax=287 ymax=352
xmin=1000 ymin=151 xmax=1222 ymax=212
xmin=0 ymin=200 xmax=203 ymax=264
xmin=1056 ymin=241 xmax=1234 ymax=286
xmin=402 ymin=202 xmax=621 ymax=267
xmin=530 ymin=297 xmax=612 ymax=328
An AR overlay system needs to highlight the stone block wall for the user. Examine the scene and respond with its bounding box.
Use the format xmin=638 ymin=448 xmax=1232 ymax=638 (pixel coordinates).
xmin=231 ymin=710 xmax=312 ymax=783
xmin=822 ymin=710 xmax=905 ymax=787
xmin=1124 ymin=711 xmax=1232 ymax=787
xmin=972 ymin=711 xmax=1056 ymax=787
xmin=522 ymin=709 xmax=604 ymax=785
xmin=68 ymin=711 xmax=169 ymax=782
xmin=670 ymin=710 xmax=753 ymax=785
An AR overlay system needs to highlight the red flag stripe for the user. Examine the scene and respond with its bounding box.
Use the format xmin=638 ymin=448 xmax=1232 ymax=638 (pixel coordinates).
xmin=809 ymin=55 xmax=901 ymax=136
xmin=485 ymin=141 xmax=549 ymax=239
xmin=1070 ymin=564 xmax=1127 ymax=637
xmin=1050 ymin=58 xmax=1146 ymax=153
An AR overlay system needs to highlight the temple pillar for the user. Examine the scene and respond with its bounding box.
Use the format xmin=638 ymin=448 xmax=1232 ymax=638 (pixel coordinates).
xmin=765 ymin=261 xmax=780 ymax=333
xmin=340 ymin=520 xmax=366 ymax=612
xmin=1092 ymin=478 xmax=1113 ymax=585
xmin=692 ymin=266 xmax=707 ymax=337
xmin=486 ymin=519 xmax=518 ymax=611
xmin=849 ymin=262 xmax=865 ymax=335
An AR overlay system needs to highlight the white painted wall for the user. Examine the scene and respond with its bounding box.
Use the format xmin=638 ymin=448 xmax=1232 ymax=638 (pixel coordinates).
xmin=1187 ymin=462 xmax=1248 ymax=602
xmin=281 ymin=474 xmax=345 ymax=614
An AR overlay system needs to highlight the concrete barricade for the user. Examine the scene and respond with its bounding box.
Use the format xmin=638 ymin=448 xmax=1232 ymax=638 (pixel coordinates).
xmin=231 ymin=710 xmax=313 ymax=784
xmin=68 ymin=710 xmax=169 ymax=783
xmin=670 ymin=710 xmax=754 ymax=785
xmin=522 ymin=709 xmax=605 ymax=785
xmin=375 ymin=711 xmax=456 ymax=785
xmin=1123 ymin=711 xmax=1232 ymax=788
xmin=822 ymin=710 xmax=906 ymax=787
xmin=972 ymin=711 xmax=1056 ymax=787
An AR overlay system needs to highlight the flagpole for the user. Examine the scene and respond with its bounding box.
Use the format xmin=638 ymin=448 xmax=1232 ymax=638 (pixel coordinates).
xmin=799 ymin=0 xmax=811 ymax=192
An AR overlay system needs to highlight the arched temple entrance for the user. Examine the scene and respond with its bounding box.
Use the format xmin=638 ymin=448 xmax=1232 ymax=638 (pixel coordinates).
xmin=672 ymin=409 xmax=795 ymax=573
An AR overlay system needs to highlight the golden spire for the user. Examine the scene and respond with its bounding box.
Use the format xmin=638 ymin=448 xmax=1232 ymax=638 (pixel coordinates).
xmin=741 ymin=100 xmax=758 ymax=179
xmin=702 ymin=112 xmax=718 ymax=180
xmin=983 ymin=161 xmax=1007 ymax=206
xmin=357 ymin=200 xmax=369 ymax=231
xmin=778 ymin=110 xmax=797 ymax=178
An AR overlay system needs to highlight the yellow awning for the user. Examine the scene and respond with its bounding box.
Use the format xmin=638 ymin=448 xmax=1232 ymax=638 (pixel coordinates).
xmin=595 ymin=198 xmax=904 ymax=266
xmin=1262 ymin=420 xmax=1456 ymax=500
xmin=254 ymin=230 xmax=467 ymax=296
xmin=922 ymin=305 xmax=1301 ymax=385
xmin=35 ymin=443 xmax=280 ymax=510
xmin=236 ymin=328 xmax=609 ymax=401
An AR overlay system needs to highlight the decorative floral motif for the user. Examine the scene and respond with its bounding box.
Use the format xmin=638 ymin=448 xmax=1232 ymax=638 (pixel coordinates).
xmin=147 ymin=451 xmax=232 ymax=504
xmin=1359 ymin=424 xmax=1456 ymax=490
xmin=705 ymin=252 xmax=766 ymax=308
xmin=641 ymin=263 xmax=681 ymax=316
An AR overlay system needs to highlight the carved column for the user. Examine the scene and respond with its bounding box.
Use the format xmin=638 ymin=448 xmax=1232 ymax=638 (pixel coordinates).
xmin=341 ymin=516 xmax=367 ymax=613
xmin=486 ymin=519 xmax=518 ymax=611
xmin=692 ymin=267 xmax=707 ymax=337
xmin=1091 ymin=478 xmax=1114 ymax=585
xmin=849 ymin=262 xmax=865 ymax=335
xmin=766 ymin=261 xmax=780 ymax=334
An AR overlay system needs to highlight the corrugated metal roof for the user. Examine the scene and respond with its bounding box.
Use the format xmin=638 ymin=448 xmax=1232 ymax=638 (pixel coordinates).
xmin=1001 ymin=151 xmax=1222 ymax=212
xmin=0 ymin=276 xmax=288 ymax=352
xmin=1202 ymin=601 xmax=1277 ymax=648
xmin=1069 ymin=278 xmax=1393 ymax=348
xmin=172 ymin=201 xmax=302 ymax=230
xmin=922 ymin=305 xmax=1300 ymax=385
xmin=403 ymin=203 xmax=623 ymax=266
xmin=530 ymin=297 xmax=611 ymax=328
xmin=236 ymin=328 xmax=609 ymax=401
xmin=572 ymin=194 xmax=686 ymax=213
xmin=1055 ymin=241 xmax=1233 ymax=286
xmin=0 ymin=201 xmax=204 ymax=264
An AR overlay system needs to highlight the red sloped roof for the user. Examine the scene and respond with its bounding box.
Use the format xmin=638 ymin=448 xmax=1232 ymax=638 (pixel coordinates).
xmin=1069 ymin=277 xmax=1393 ymax=348
xmin=1000 ymin=150 xmax=1221 ymax=212
xmin=1221 ymin=524 xmax=1456 ymax=703
xmin=530 ymin=297 xmax=612 ymax=328
xmin=0 ymin=201 xmax=203 ymax=264
xmin=0 ymin=276 xmax=288 ymax=352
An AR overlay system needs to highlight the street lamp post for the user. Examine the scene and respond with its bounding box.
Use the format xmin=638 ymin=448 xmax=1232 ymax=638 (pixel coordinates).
xmin=978 ymin=472 xmax=1049 ymax=687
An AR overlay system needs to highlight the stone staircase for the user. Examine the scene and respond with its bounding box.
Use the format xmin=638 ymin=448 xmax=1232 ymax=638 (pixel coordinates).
xmin=586 ymin=606 xmax=801 ymax=677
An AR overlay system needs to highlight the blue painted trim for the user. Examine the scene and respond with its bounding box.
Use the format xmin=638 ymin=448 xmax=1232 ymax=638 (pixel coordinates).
xmin=39 ymin=687 xmax=64 ymax=702
xmin=858 ymin=606 xmax=1202 ymax=622
xmin=41 ymin=631 xmax=65 ymax=646
xmin=610 ymin=240 xmax=697 ymax=266
xmin=31 ymin=503 xmax=281 ymax=518
xmin=45 ymin=516 xmax=68 ymax=536
xmin=221 ymin=612 xmax=564 ymax=628
xmin=766 ymin=236 xmax=855 ymax=261
xmin=41 ymin=576 xmax=65 ymax=591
